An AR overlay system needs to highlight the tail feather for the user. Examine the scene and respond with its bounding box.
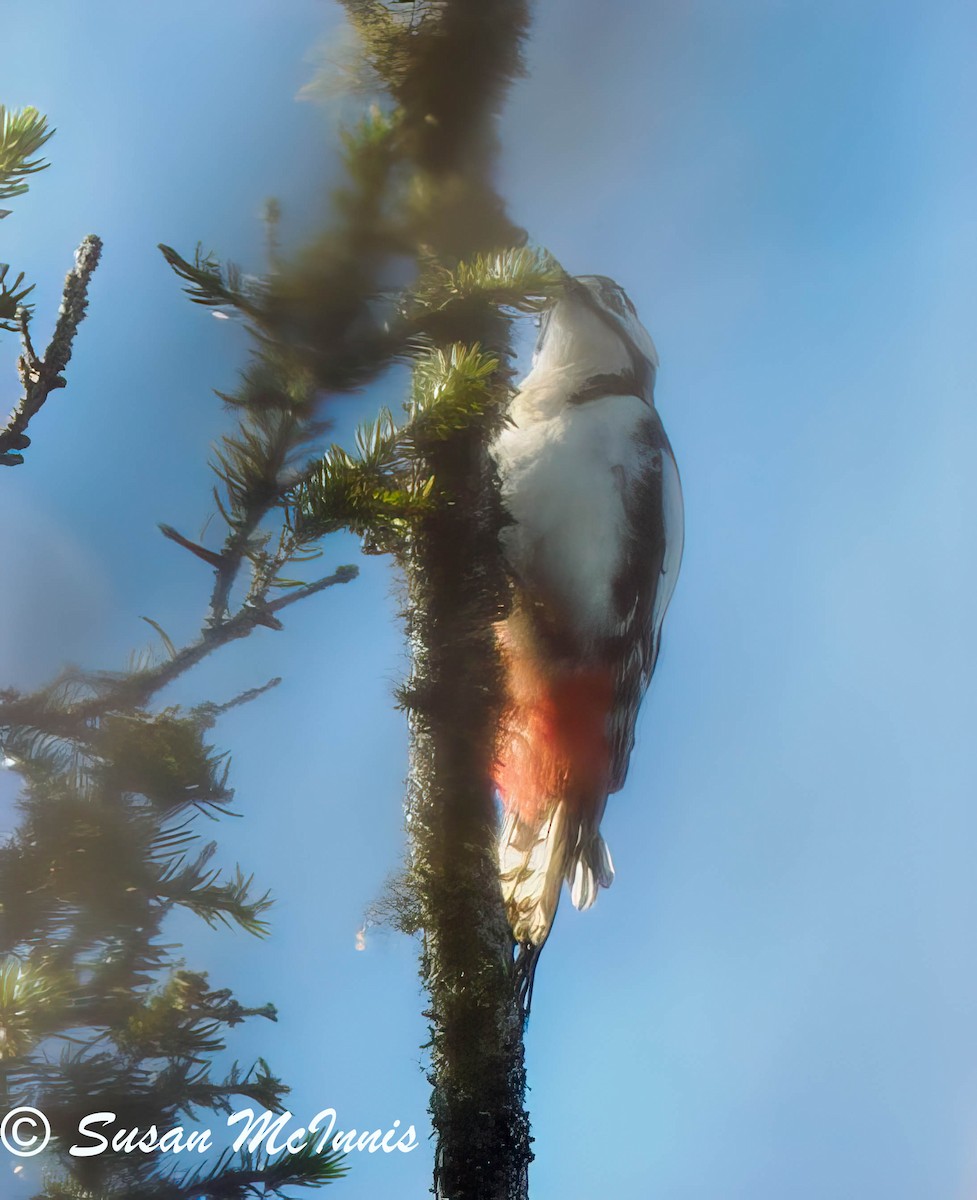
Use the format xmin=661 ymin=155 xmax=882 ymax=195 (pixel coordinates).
xmin=494 ymin=625 xmax=617 ymax=1009
xmin=567 ymin=827 xmax=615 ymax=910
xmin=499 ymin=802 xmax=614 ymax=944
xmin=499 ymin=804 xmax=568 ymax=947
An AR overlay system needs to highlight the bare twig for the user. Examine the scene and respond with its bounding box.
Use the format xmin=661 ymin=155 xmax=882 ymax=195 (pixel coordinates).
xmin=1 ymin=234 xmax=102 ymax=466
xmin=194 ymin=676 xmax=284 ymax=724
xmin=0 ymin=566 xmax=357 ymax=733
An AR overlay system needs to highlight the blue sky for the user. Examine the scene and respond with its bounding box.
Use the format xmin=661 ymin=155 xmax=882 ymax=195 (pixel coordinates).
xmin=3 ymin=2 xmax=977 ymax=1197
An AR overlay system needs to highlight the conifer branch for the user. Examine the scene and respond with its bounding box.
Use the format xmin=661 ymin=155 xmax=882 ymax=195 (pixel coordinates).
xmin=2 ymin=7 xmax=559 ymax=1194
xmin=0 ymin=80 xmax=375 ymax=1200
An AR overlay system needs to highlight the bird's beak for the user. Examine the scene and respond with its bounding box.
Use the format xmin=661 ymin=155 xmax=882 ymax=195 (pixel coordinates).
xmin=535 ymin=307 xmax=553 ymax=352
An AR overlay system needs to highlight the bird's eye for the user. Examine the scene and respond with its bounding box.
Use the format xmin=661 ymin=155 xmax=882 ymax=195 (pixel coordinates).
xmin=602 ymin=288 xmax=626 ymax=316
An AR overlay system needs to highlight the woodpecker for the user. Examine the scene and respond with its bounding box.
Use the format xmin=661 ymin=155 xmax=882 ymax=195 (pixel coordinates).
xmin=489 ymin=275 xmax=683 ymax=993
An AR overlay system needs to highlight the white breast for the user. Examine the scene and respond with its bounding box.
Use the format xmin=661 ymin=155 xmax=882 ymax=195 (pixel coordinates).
xmin=491 ymin=389 xmax=651 ymax=641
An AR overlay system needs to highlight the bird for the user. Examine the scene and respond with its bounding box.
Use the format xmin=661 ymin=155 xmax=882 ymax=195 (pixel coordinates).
xmin=489 ymin=274 xmax=684 ymax=1004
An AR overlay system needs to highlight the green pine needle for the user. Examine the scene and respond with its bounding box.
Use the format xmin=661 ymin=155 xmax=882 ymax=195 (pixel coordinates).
xmin=158 ymin=242 xmax=265 ymax=320
xmin=0 ymin=262 xmax=35 ymax=329
xmin=408 ymin=342 xmax=503 ymax=439
xmin=413 ymin=246 xmax=565 ymax=316
xmin=0 ymin=105 xmax=53 ymax=201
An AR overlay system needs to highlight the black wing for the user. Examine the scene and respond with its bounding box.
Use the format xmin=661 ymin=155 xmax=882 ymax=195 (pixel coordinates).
xmin=607 ymin=409 xmax=683 ymax=793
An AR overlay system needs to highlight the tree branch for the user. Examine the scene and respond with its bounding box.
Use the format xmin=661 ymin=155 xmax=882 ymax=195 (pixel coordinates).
xmin=1 ymin=234 xmax=102 ymax=466
xmin=0 ymin=566 xmax=357 ymax=733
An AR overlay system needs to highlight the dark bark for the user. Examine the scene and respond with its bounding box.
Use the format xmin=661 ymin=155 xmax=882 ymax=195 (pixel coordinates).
xmin=405 ymin=420 xmax=532 ymax=1198
xmin=389 ymin=2 xmax=536 ymax=1193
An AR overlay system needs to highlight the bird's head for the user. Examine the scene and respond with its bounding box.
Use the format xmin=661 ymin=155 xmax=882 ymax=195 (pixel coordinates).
xmin=533 ymin=274 xmax=658 ymax=395
xmin=571 ymin=275 xmax=659 ymax=371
